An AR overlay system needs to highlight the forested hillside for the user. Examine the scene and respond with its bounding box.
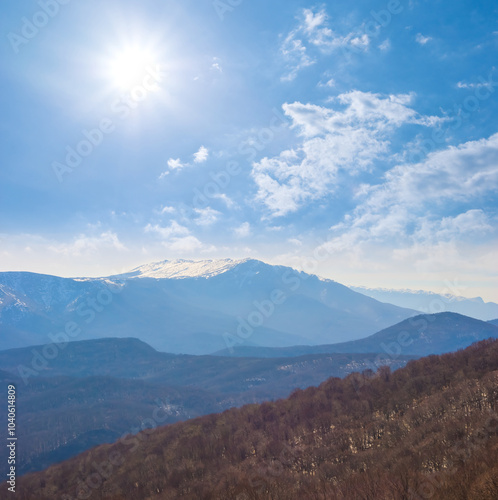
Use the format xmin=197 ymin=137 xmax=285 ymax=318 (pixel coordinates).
xmin=12 ymin=338 xmax=498 ymax=499
xmin=0 ymin=338 xmax=413 ymax=476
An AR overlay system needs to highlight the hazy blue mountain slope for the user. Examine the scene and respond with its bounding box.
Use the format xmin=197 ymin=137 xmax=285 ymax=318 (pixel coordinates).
xmin=215 ymin=312 xmax=498 ymax=358
xmin=0 ymin=259 xmax=417 ymax=353
xmin=0 ymin=337 xmax=414 ymax=476
xmin=0 ymin=337 xmax=414 ymax=389
xmin=352 ymin=286 xmax=498 ymax=321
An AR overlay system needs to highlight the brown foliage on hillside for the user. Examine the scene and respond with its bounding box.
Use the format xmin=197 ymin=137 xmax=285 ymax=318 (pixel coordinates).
xmin=12 ymin=339 xmax=498 ymax=499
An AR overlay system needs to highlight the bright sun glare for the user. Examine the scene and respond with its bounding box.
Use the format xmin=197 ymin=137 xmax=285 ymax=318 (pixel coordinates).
xmin=110 ymin=47 xmax=156 ymax=90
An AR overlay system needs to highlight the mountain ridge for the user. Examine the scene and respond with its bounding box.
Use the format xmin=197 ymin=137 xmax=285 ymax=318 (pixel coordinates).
xmin=352 ymin=285 xmax=498 ymax=321
xmin=0 ymin=259 xmax=417 ymax=353
xmin=214 ymin=312 xmax=498 ymax=357
xmin=0 ymin=336 xmax=415 ymax=476
xmin=113 ymin=258 xmax=253 ymax=280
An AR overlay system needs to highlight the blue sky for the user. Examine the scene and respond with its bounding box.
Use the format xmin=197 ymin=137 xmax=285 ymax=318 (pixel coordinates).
xmin=1 ymin=0 xmax=497 ymax=301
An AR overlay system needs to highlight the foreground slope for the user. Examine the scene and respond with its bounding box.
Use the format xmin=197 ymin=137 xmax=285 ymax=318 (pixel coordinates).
xmin=0 ymin=259 xmax=416 ymax=353
xmin=13 ymin=338 xmax=498 ymax=500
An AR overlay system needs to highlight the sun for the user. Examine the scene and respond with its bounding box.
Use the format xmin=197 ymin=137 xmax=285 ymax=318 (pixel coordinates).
xmin=109 ymin=46 xmax=156 ymax=90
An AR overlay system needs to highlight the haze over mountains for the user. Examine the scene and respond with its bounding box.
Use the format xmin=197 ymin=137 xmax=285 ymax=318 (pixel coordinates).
xmin=352 ymin=286 xmax=498 ymax=321
xmin=215 ymin=312 xmax=498 ymax=358
xmin=1 ymin=311 xmax=497 ymax=478
xmin=0 ymin=258 xmax=417 ymax=354
xmin=0 ymin=336 xmax=414 ymax=477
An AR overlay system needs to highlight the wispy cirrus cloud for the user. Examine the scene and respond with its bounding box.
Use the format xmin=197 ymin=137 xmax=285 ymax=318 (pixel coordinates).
xmin=280 ymin=36 xmax=315 ymax=82
xmin=280 ymin=7 xmax=371 ymax=81
xmin=317 ymin=76 xmax=335 ymax=88
xmin=457 ymin=79 xmax=495 ymax=90
xmin=379 ymin=39 xmax=391 ymax=51
xmin=159 ymin=205 xmax=176 ymax=215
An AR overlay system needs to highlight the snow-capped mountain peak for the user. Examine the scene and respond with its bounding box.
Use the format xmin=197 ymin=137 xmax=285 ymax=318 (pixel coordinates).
xmin=116 ymin=258 xmax=252 ymax=280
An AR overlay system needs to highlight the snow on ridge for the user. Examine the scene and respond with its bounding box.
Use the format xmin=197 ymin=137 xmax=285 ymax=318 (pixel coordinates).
xmin=122 ymin=258 xmax=252 ymax=280
xmin=353 ymin=286 xmax=438 ymax=295
xmin=352 ymin=286 xmax=470 ymax=301
xmin=0 ymin=284 xmax=28 ymax=309
xmin=351 ymin=286 xmax=498 ymax=308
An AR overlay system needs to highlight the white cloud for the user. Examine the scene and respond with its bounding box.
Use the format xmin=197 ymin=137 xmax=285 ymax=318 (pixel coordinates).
xmin=144 ymin=221 xmax=190 ymax=240
xmin=303 ymin=8 xmax=327 ymax=33
xmin=414 ymin=210 xmax=493 ymax=244
xmin=280 ymin=7 xmax=371 ymax=81
xmin=363 ymin=133 xmax=498 ymax=214
xmin=252 ymin=91 xmax=442 ymax=216
xmin=144 ymin=221 xmax=216 ymax=253
xmin=166 ymin=235 xmax=205 ymax=252
xmin=167 ymin=158 xmax=186 ymax=170
xmin=318 ymin=77 xmax=335 ymax=88
xmin=280 ymin=35 xmax=315 ymax=82
xmin=389 ymin=240 xmax=498 ymax=277
xmin=193 ymin=146 xmax=209 ymax=163
xmin=212 ymin=193 xmax=236 ymax=208
xmin=415 ymin=33 xmax=432 ymax=45
xmin=159 ymin=146 xmax=209 ymax=177
xmin=288 ymin=238 xmax=303 ymax=246
xmin=48 ymin=231 xmax=126 ymax=256
xmin=379 ymin=39 xmax=391 ymax=51
xmin=350 ymin=34 xmax=370 ymax=49
xmin=193 ymin=207 xmax=220 ymax=226
xmin=303 ymin=8 xmax=369 ymax=52
xmin=160 ymin=205 xmax=176 ymax=214
xmin=317 ymin=133 xmax=498 ymax=257
xmin=456 ymin=80 xmax=493 ymax=90
xmin=211 ymin=57 xmax=223 ymax=73
xmin=234 ymin=222 xmax=251 ymax=238
xmin=160 ymin=158 xmax=187 ymax=177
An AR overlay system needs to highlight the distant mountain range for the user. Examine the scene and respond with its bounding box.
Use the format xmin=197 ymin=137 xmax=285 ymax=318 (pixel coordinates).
xmin=215 ymin=312 xmax=498 ymax=357
xmin=0 ymin=337 xmax=414 ymax=476
xmin=2 ymin=311 xmax=496 ymax=477
xmin=352 ymin=286 xmax=498 ymax=321
xmin=12 ymin=338 xmax=498 ymax=499
xmin=0 ymin=258 xmax=416 ymax=354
